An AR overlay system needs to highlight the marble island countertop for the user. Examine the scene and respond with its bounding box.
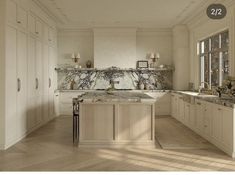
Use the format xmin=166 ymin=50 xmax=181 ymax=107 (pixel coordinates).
xmin=173 ymin=91 xmax=235 ymax=108
xmin=78 ymin=91 xmax=156 ymax=103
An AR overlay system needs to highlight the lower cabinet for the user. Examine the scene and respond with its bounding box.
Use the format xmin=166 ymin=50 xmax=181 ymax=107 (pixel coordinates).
xmin=146 ymin=92 xmax=171 ymax=116
xmin=172 ymin=93 xmax=235 ymax=157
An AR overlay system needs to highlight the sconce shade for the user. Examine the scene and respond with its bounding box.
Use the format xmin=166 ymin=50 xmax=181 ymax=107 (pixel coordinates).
xmin=150 ymin=53 xmax=155 ymax=59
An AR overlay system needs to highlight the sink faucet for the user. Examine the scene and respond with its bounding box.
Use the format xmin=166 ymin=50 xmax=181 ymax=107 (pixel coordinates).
xmin=199 ymin=82 xmax=210 ymax=94
xmin=106 ymin=80 xmax=120 ymax=91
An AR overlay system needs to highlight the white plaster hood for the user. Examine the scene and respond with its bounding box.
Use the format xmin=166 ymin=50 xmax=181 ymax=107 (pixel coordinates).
xmin=93 ymin=28 xmax=137 ymax=68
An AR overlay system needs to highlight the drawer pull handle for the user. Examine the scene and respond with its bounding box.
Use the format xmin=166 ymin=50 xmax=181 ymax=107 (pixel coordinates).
xmin=17 ymin=21 xmax=21 ymax=24
xmin=218 ymin=108 xmax=222 ymax=111
xmin=197 ymin=102 xmax=201 ymax=105
xmin=36 ymin=78 xmax=39 ymax=89
xmin=17 ymin=78 xmax=21 ymax=92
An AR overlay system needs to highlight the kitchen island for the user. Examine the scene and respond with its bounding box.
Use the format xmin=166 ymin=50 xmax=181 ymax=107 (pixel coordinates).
xmin=78 ymin=91 xmax=156 ymax=148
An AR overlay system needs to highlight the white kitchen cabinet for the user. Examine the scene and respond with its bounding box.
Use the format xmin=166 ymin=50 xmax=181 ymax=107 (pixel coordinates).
xmin=171 ymin=93 xmax=178 ymax=119
xmin=172 ymin=92 xmax=235 ymax=157
xmin=221 ymin=107 xmax=233 ymax=149
xmin=6 ymin=0 xmax=17 ymax=25
xmin=195 ymin=99 xmax=205 ymax=134
xmin=7 ymin=0 xmax=27 ymax=29
xmin=211 ymin=105 xmax=223 ymax=142
xmin=178 ymin=96 xmax=184 ymax=123
xmin=203 ymin=103 xmax=212 ymax=136
xmin=5 ymin=25 xmax=28 ymax=146
xmin=2 ymin=0 xmax=57 ymax=149
xmin=145 ymin=92 xmax=171 ymax=116
xmin=28 ymin=13 xmax=43 ymax=39
xmin=211 ymin=104 xmax=233 ymax=149
xmin=184 ymin=102 xmax=190 ymax=127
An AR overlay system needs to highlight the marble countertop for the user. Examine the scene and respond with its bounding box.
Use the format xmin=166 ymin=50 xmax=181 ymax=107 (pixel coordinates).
xmin=78 ymin=91 xmax=156 ymax=103
xmin=57 ymin=89 xmax=171 ymax=93
xmin=173 ymin=91 xmax=235 ymax=108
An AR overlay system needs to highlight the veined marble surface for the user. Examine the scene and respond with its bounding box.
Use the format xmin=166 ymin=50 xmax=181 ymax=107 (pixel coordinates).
xmin=57 ymin=68 xmax=172 ymax=90
xmin=78 ymin=91 xmax=155 ymax=103
xmin=174 ymin=91 xmax=235 ymax=108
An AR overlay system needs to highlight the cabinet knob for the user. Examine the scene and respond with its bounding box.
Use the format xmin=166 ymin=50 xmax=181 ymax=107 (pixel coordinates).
xmin=218 ymin=108 xmax=222 ymax=111
xmin=197 ymin=102 xmax=201 ymax=105
xmin=17 ymin=21 xmax=21 ymax=24
xmin=35 ymin=32 xmax=39 ymax=35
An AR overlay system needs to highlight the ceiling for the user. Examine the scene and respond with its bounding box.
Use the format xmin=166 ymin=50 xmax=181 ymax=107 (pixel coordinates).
xmin=37 ymin=0 xmax=207 ymax=29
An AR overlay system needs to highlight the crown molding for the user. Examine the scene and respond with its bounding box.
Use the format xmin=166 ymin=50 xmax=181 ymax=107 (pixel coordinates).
xmin=182 ymin=0 xmax=235 ymax=28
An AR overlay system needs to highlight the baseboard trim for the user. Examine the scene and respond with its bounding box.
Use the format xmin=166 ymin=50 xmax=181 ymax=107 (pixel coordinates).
xmin=2 ymin=116 xmax=56 ymax=150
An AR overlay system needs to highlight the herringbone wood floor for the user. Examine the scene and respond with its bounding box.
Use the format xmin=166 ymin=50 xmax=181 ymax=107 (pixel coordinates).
xmin=0 ymin=116 xmax=235 ymax=171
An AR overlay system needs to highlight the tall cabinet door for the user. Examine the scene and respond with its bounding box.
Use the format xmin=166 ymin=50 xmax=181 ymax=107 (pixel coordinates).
xmin=16 ymin=30 xmax=28 ymax=137
xmin=5 ymin=26 xmax=17 ymax=145
xmin=42 ymin=44 xmax=49 ymax=122
xmin=27 ymin=36 xmax=36 ymax=130
xmin=48 ymin=46 xmax=55 ymax=119
xmin=35 ymin=40 xmax=43 ymax=125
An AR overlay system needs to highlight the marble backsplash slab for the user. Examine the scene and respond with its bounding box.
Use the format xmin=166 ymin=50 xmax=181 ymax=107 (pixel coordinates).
xmin=57 ymin=68 xmax=173 ymax=90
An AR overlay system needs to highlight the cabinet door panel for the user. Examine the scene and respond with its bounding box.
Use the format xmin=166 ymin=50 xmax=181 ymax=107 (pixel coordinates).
xmin=184 ymin=102 xmax=190 ymax=126
xmin=222 ymin=108 xmax=233 ymax=148
xmin=28 ymin=14 xmax=36 ymax=34
xmin=7 ymin=0 xmax=17 ymax=25
xmin=204 ymin=104 xmax=212 ymax=136
xmin=189 ymin=104 xmax=195 ymax=127
xmin=195 ymin=101 xmax=204 ymax=133
xmin=212 ymin=108 xmax=222 ymax=142
xmin=17 ymin=6 xmax=27 ymax=29
xmin=16 ymin=30 xmax=28 ymax=136
xmin=5 ymin=26 xmax=17 ymax=144
xmin=80 ymin=104 xmax=114 ymax=140
xmin=118 ymin=104 xmax=152 ymax=140
xmin=178 ymin=98 xmax=184 ymax=122
xmin=36 ymin=20 xmax=43 ymax=38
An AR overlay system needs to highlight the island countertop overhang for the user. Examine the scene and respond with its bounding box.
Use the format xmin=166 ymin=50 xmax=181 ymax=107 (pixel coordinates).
xmin=78 ymin=91 xmax=156 ymax=103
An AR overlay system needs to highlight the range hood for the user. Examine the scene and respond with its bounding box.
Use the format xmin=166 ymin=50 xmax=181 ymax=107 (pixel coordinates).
xmin=93 ymin=28 xmax=137 ymax=68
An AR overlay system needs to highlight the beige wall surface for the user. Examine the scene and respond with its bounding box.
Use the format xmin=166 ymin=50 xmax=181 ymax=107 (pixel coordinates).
xmin=57 ymin=29 xmax=94 ymax=68
xmin=57 ymin=28 xmax=172 ymax=68
xmin=0 ymin=0 xmax=6 ymax=149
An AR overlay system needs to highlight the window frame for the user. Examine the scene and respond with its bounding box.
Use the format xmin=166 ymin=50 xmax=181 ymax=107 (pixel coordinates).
xmin=198 ymin=30 xmax=229 ymax=88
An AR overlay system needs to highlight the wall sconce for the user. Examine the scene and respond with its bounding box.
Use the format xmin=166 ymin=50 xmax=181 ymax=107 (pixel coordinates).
xmin=71 ymin=53 xmax=80 ymax=63
xmin=148 ymin=52 xmax=160 ymax=68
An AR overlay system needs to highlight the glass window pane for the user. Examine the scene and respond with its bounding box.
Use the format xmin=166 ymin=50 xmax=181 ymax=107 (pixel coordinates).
xmin=211 ymin=52 xmax=220 ymax=86
xmin=221 ymin=31 xmax=229 ymax=50
xmin=204 ymin=55 xmax=210 ymax=84
xmin=222 ymin=51 xmax=229 ymax=80
xmin=211 ymin=35 xmax=220 ymax=52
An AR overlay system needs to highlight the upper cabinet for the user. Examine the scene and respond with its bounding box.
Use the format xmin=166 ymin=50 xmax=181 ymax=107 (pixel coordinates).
xmin=42 ymin=25 xmax=57 ymax=47
xmin=28 ymin=13 xmax=43 ymax=39
xmin=7 ymin=0 xmax=27 ymax=30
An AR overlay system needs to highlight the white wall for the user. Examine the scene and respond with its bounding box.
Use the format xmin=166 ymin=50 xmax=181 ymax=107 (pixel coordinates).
xmin=94 ymin=28 xmax=137 ymax=68
xmin=172 ymin=25 xmax=189 ymax=90
xmin=136 ymin=29 xmax=172 ymax=65
xmin=0 ymin=0 xmax=6 ymax=149
xmin=187 ymin=1 xmax=235 ymax=89
xmin=58 ymin=28 xmax=173 ymax=68
xmin=58 ymin=29 xmax=94 ymax=67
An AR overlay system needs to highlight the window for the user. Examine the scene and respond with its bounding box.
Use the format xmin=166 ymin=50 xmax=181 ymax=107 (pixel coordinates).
xmin=199 ymin=30 xmax=229 ymax=88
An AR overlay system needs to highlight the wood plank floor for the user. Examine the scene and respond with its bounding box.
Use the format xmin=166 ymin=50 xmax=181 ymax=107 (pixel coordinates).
xmin=0 ymin=116 xmax=235 ymax=171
